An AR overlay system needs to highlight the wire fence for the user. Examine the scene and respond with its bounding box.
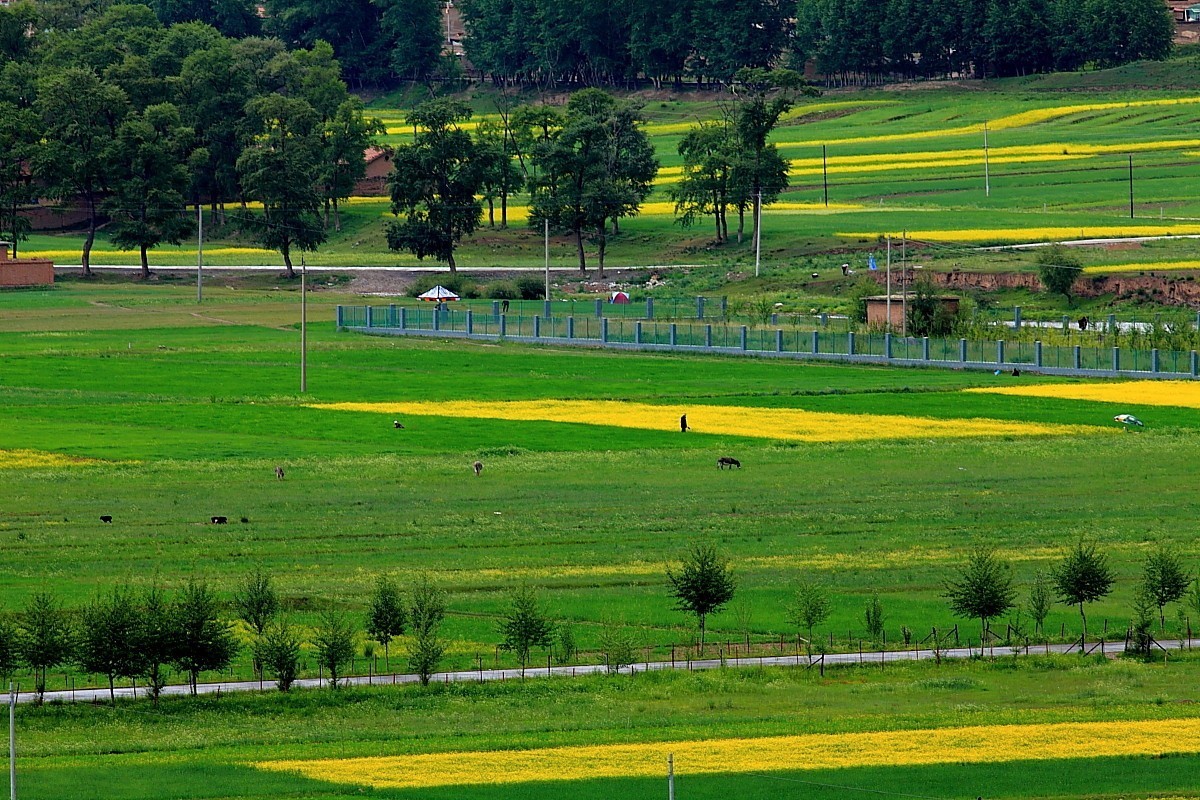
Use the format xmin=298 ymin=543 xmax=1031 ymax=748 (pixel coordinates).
xmin=338 ymin=304 xmax=1200 ymax=380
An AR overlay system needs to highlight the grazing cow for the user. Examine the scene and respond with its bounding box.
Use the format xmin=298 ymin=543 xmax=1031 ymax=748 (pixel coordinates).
xmin=393 ymin=420 xmax=404 ymax=429
xmin=275 ymin=465 xmax=285 ymax=481
xmin=240 ymin=516 xmax=249 ymax=524
xmin=717 ymin=457 xmax=741 ymax=469
xmin=211 ymin=515 xmax=228 ymax=524
xmin=680 ymin=414 xmax=690 ymax=432
xmin=473 ymin=460 xmax=484 ymax=476
xmin=100 ymin=515 xmax=113 ymax=524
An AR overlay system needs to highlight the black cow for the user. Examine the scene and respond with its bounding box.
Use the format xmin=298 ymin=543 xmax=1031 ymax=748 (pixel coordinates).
xmin=717 ymin=457 xmax=741 ymax=470
xmin=100 ymin=515 xmax=112 ymax=523
xmin=211 ymin=515 xmax=228 ymax=525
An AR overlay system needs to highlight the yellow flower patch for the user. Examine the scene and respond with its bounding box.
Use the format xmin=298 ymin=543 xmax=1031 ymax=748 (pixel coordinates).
xmin=312 ymin=400 xmax=1100 ymax=442
xmin=837 ymin=225 xmax=1200 ymax=244
xmin=0 ymin=449 xmax=96 ymax=469
xmin=256 ymin=717 xmax=1200 ymax=789
xmin=966 ymin=380 xmax=1200 ymax=409
xmin=1083 ymin=260 xmax=1200 ymax=274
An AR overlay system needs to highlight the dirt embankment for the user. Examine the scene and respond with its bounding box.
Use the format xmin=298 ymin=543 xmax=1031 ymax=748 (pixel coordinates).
xmin=873 ymin=270 xmax=1200 ymax=309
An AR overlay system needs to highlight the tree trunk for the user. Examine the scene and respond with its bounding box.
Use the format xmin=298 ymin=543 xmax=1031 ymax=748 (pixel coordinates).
xmin=1079 ymin=602 xmax=1087 ymax=645
xmin=574 ymin=225 xmax=586 ymax=272
xmin=611 ymin=216 xmax=619 ymax=235
xmin=596 ymin=224 xmax=607 ymax=278
xmin=323 ymin=199 xmax=330 ymax=230
xmin=140 ymin=244 xmax=150 ymax=280
xmin=333 ymin=198 xmax=341 ymax=232
xmin=282 ymin=244 xmax=295 ymax=279
xmin=447 ymin=250 xmax=457 ymax=273
xmin=191 ymin=669 xmax=199 ymax=696
xmin=736 ymin=207 xmax=745 ymax=244
xmin=720 ymin=206 xmax=728 ymax=241
xmin=487 ymin=198 xmax=494 ymax=227
xmin=500 ymin=192 xmax=507 ymax=228
xmin=81 ymin=197 xmax=97 ymax=278
xmin=109 ymin=675 xmax=116 ymax=705
xmin=698 ymin=613 xmax=706 ymax=653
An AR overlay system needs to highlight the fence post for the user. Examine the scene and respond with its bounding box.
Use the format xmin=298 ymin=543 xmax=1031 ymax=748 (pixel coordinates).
xmin=812 ymin=330 xmax=819 ymax=354
xmin=399 ymin=307 xmax=407 ymax=330
xmin=720 ymin=296 xmax=728 ymax=317
xmin=499 ymin=314 xmax=507 ymax=337
xmin=1107 ymin=313 xmax=1116 ymax=333
xmin=848 ymin=331 xmax=856 ymax=356
xmin=543 ymin=300 xmax=552 ymax=318
xmin=705 ymin=324 xmax=713 ymax=348
xmin=336 ymin=305 xmax=344 ymax=328
xmin=635 ymin=321 xmax=642 ymax=344
xmin=740 ymin=326 xmax=748 ymax=350
xmin=697 ymin=296 xmax=705 ymax=319
xmin=959 ymin=338 xmax=967 ymax=363
xmin=1073 ymin=345 xmax=1082 ymax=370
xmin=1034 ymin=340 xmax=1042 ymax=368
xmin=820 ymin=313 xmax=828 ymax=327
xmin=884 ymin=333 xmax=892 ymax=359
xmin=595 ymin=299 xmax=603 ymax=317
xmin=1151 ymin=348 xmax=1160 ymax=373
xmin=1062 ymin=314 xmax=1069 ymax=332
xmin=466 ymin=310 xmax=473 ymax=335
xmin=533 ymin=315 xmax=541 ymax=338
xmin=670 ymin=323 xmax=678 ymax=347
xmin=567 ymin=316 xmax=575 ymax=339
xmin=775 ymin=329 xmax=783 ymax=352
xmin=492 ymin=300 xmax=500 ymax=319
xmin=1192 ymin=350 xmax=1199 ymax=377
xmin=922 ymin=336 xmax=930 ymax=361
xmin=432 ymin=308 xmax=440 ymax=331
xmin=1112 ymin=346 xmax=1120 ymax=373
xmin=1013 ymin=306 xmax=1022 ymax=329
xmin=996 ymin=339 xmax=1004 ymax=364
xmin=365 ymin=306 xmax=374 ymax=328
xmin=646 ymin=297 xmax=654 ymax=319
xmin=601 ymin=317 xmax=609 ymax=343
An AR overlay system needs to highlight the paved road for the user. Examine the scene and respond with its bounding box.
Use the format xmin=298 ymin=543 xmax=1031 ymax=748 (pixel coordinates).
xmin=14 ymin=639 xmax=1196 ymax=705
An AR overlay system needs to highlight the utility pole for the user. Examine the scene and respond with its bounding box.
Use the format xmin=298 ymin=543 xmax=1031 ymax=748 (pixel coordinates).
xmin=822 ymin=144 xmax=829 ymax=207
xmin=983 ymin=122 xmax=990 ymax=197
xmin=300 ymin=250 xmax=307 ymax=393
xmin=753 ymin=189 xmax=762 ymax=278
xmin=667 ymin=753 xmax=674 ymax=800
xmin=8 ymin=683 xmax=15 ymax=800
xmin=544 ymin=217 xmax=550 ymax=305
xmin=196 ymin=205 xmax=203 ymax=303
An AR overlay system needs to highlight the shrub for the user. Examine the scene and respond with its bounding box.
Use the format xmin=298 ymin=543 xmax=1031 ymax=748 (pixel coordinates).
xmin=486 ymin=281 xmax=519 ymax=300
xmin=515 ymin=275 xmax=545 ymax=300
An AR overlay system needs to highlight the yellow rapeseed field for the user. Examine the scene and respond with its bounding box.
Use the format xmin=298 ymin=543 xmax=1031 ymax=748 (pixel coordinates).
xmin=1083 ymin=260 xmax=1200 ymax=274
xmin=26 ymin=246 xmax=277 ymax=260
xmin=0 ymin=449 xmax=94 ymax=469
xmin=256 ymin=717 xmax=1200 ymax=789
xmin=312 ymin=400 xmax=1101 ymax=442
xmin=966 ymin=380 xmax=1200 ymax=409
xmin=837 ymin=225 xmax=1200 ymax=243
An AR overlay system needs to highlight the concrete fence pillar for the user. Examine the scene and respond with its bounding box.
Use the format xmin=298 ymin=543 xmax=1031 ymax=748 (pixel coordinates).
xmin=1034 ymin=340 xmax=1043 ymax=368
xmin=770 ymin=313 xmax=778 ymax=325
xmin=1107 ymin=313 xmax=1116 ymax=333
xmin=1192 ymin=350 xmax=1199 ymax=377
xmin=959 ymin=338 xmax=967 ymax=363
xmin=922 ymin=336 xmax=930 ymax=361
xmin=1073 ymin=345 xmax=1082 ymax=370
xmin=820 ymin=313 xmax=829 ymax=327
xmin=567 ymin=316 xmax=575 ymax=339
xmin=1152 ymin=348 xmax=1160 ymax=373
xmin=848 ymin=331 xmax=856 ymax=356
xmin=1112 ymin=346 xmax=1120 ymax=372
xmin=705 ymin=324 xmax=713 ymax=348
xmin=996 ymin=339 xmax=1005 ymax=364
xmin=720 ymin=296 xmax=728 ymax=317
xmin=533 ymin=315 xmax=541 ymax=338
xmin=499 ymin=314 xmax=507 ymax=337
xmin=884 ymin=333 xmax=893 ymax=359
xmin=432 ymin=308 xmax=440 ymax=331
xmin=670 ymin=323 xmax=678 ymax=347
xmin=492 ymin=300 xmax=500 ymax=319
xmin=1195 ymin=313 xmax=1200 ymax=332
xmin=365 ymin=306 xmax=374 ymax=328
xmin=635 ymin=321 xmax=642 ymax=344
xmin=740 ymin=326 xmax=748 ymax=350
xmin=336 ymin=305 xmax=344 ymax=328
xmin=466 ymin=310 xmax=473 ymax=335
xmin=595 ymin=299 xmax=603 ymax=317
xmin=1013 ymin=306 xmax=1022 ymax=329
xmin=775 ymin=329 xmax=783 ymax=352
xmin=811 ymin=330 xmax=819 ymax=354
xmin=543 ymin=300 xmax=552 ymax=318
xmin=697 ymin=296 xmax=705 ymax=319
xmin=645 ymin=298 xmax=654 ymax=319
xmin=399 ymin=307 xmax=407 ymax=330
xmin=601 ymin=317 xmax=608 ymax=343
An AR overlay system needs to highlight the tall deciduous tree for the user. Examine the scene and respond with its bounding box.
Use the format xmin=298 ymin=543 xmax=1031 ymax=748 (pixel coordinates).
xmin=672 ymin=121 xmax=733 ymax=243
xmin=34 ymin=68 xmax=128 ymax=277
xmin=499 ymin=584 xmax=554 ymax=672
xmin=77 ymin=586 xmax=143 ymax=704
xmin=1035 ymin=245 xmax=1081 ymax=304
xmin=366 ymin=574 xmax=406 ymax=667
xmin=172 ymin=580 xmax=238 ymax=694
xmin=319 ymin=98 xmax=383 ymax=231
xmin=386 ymin=99 xmax=483 ymax=273
xmin=666 ymin=541 xmax=735 ymax=652
xmin=944 ymin=547 xmax=1017 ymax=643
xmin=238 ymin=93 xmax=326 ymax=278
xmin=17 ymin=591 xmax=73 ymax=703
xmin=0 ymin=103 xmax=39 ymax=256
xmin=475 ymin=119 xmax=522 ymax=228
xmin=1052 ymin=540 xmax=1115 ymax=643
xmin=380 ymin=0 xmax=444 ymax=83
xmin=104 ymin=103 xmax=193 ymax=279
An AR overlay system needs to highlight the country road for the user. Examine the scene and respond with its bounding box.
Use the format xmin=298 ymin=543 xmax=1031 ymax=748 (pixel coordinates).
xmin=13 ymin=638 xmax=1197 ymax=705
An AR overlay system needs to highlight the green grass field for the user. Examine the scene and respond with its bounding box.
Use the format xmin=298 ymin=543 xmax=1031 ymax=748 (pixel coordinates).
xmin=4 ymin=280 xmax=1200 ymax=798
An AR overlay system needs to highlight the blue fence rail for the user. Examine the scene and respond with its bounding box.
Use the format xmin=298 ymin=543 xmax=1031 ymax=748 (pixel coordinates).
xmin=336 ymin=305 xmax=1200 ymax=380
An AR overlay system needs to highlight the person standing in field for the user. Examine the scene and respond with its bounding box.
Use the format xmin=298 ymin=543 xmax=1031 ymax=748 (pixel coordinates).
xmin=680 ymin=414 xmax=690 ymax=432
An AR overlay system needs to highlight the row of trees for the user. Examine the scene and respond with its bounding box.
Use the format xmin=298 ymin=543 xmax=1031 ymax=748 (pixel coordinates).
xmin=457 ymin=0 xmax=1176 ymax=87
xmin=0 ymin=3 xmax=380 ymax=277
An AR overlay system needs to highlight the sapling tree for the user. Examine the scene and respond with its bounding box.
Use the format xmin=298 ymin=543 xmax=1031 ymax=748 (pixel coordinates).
xmin=17 ymin=591 xmax=73 ymax=703
xmin=786 ymin=580 xmax=830 ymax=657
xmin=1052 ymin=540 xmax=1115 ymax=643
xmin=0 ymin=615 xmax=17 ymax=683
xmin=366 ymin=574 xmax=406 ymax=668
xmin=313 ymin=606 xmax=356 ymax=689
xmin=234 ymin=566 xmax=280 ymax=637
xmin=407 ymin=574 xmax=446 ymax=686
xmin=499 ymin=584 xmax=554 ymax=674
xmin=666 ymin=541 xmax=736 ymax=653
xmin=944 ymin=547 xmax=1017 ymax=644
xmin=1142 ymin=544 xmax=1189 ymax=631
xmin=259 ymin=618 xmax=301 ymax=692
xmin=137 ymin=584 xmax=175 ymax=705
xmin=864 ymin=592 xmax=885 ymax=642
xmin=172 ymin=580 xmax=238 ymax=694
xmin=1027 ymin=569 xmax=1053 ymax=636
xmin=77 ymin=586 xmax=143 ymax=704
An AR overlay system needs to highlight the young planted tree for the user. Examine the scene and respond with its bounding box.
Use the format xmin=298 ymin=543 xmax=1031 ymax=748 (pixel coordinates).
xmin=1142 ymin=544 xmax=1190 ymax=632
xmin=864 ymin=592 xmax=885 ymax=643
xmin=137 ymin=584 xmax=175 ymax=704
xmin=0 ymin=615 xmax=17 ymax=683
xmin=666 ymin=541 xmax=736 ymax=653
xmin=366 ymin=574 xmax=406 ymax=667
xmin=234 ymin=566 xmax=280 ymax=637
xmin=554 ymin=623 xmax=577 ymax=665
xmin=1128 ymin=585 xmax=1157 ymax=659
xmin=499 ymin=584 xmax=554 ymax=674
xmin=1052 ymin=540 xmax=1116 ymax=643
xmin=103 ymin=103 xmax=193 ymax=279
xmin=77 ymin=586 xmax=143 ymax=704
xmin=786 ymin=580 xmax=831 ymax=657
xmin=17 ymin=592 xmax=73 ymax=703
xmin=1027 ymin=569 xmax=1053 ymax=637
xmin=259 ymin=618 xmax=301 ymax=692
xmin=313 ymin=606 xmax=356 ymax=688
xmin=943 ymin=547 xmax=1017 ymax=644
xmin=406 ymin=574 xmax=446 ymax=685
xmin=172 ymin=580 xmax=239 ymax=695
xmin=597 ymin=620 xmax=637 ymax=674
xmin=1035 ymin=246 xmax=1082 ymax=305
xmin=386 ymin=99 xmax=483 ymax=273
